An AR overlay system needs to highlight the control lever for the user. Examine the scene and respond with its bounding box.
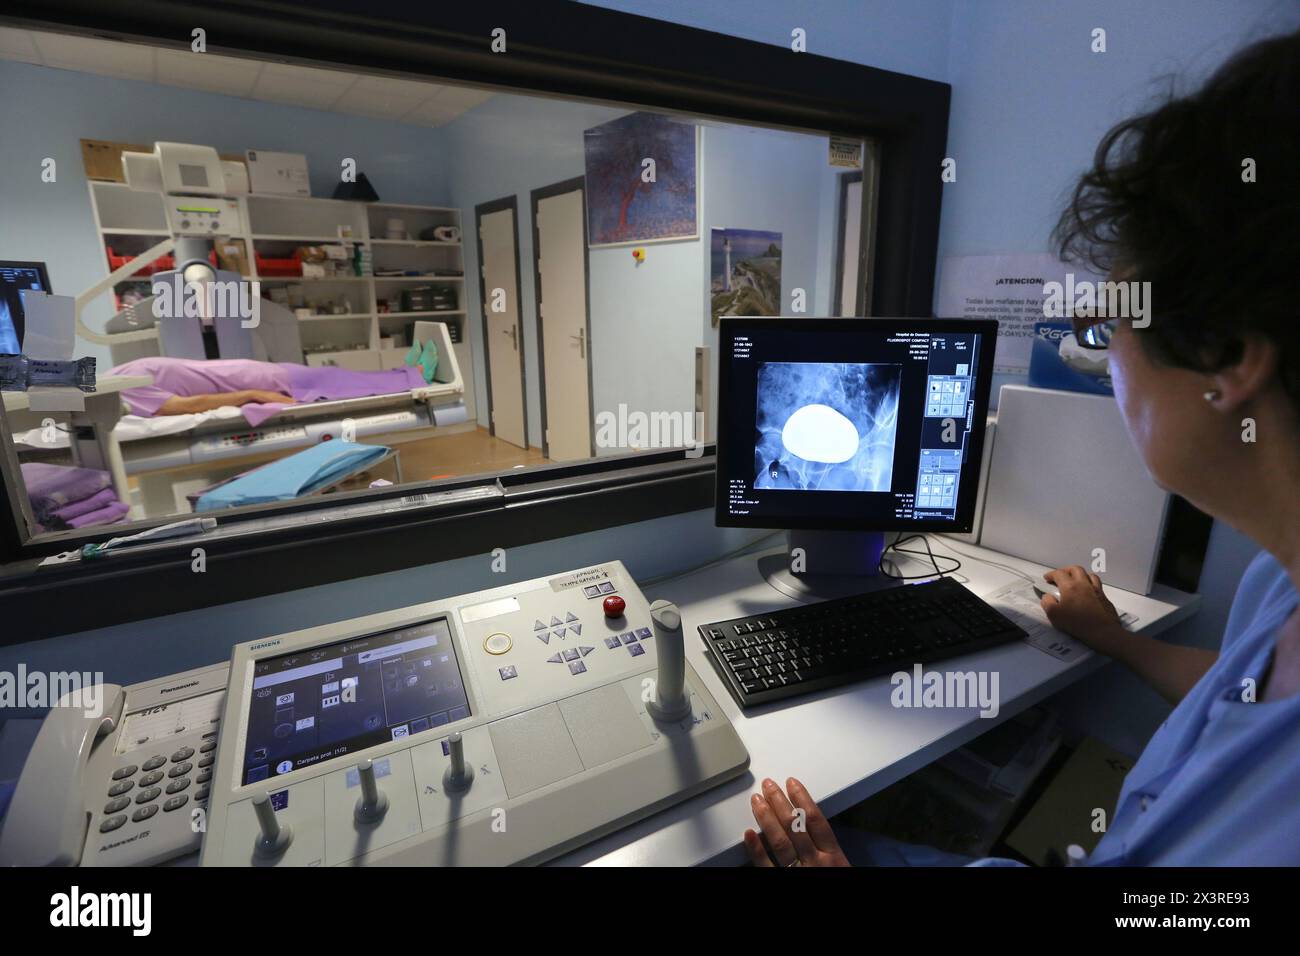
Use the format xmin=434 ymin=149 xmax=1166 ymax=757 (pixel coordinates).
xmin=442 ymin=732 xmax=475 ymax=793
xmin=252 ymin=791 xmax=292 ymax=860
xmin=354 ymin=758 xmax=390 ymax=824
xmin=647 ymin=599 xmax=692 ymax=722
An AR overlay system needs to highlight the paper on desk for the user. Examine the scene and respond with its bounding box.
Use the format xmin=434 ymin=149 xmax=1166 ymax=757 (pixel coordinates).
xmin=985 ymin=580 xmax=1093 ymax=663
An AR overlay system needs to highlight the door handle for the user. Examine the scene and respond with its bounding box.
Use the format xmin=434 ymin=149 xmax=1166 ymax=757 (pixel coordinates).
xmin=569 ymin=327 xmax=586 ymax=359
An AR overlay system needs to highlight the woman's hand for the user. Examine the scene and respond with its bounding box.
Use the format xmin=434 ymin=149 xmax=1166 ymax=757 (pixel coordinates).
xmin=743 ymin=777 xmax=851 ymax=867
xmin=1040 ymin=565 xmax=1128 ymax=657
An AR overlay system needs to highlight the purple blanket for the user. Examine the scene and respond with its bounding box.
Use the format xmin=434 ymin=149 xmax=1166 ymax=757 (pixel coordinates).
xmin=51 ymin=487 xmax=119 ymax=523
xmin=66 ymin=500 xmax=130 ymax=528
xmin=111 ymin=356 xmax=426 ymax=425
xmin=20 ymin=462 xmax=112 ymax=521
xmin=240 ymin=365 xmax=426 ymax=426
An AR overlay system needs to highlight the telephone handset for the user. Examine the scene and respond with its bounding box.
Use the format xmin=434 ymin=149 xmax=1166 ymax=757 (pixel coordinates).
xmin=0 ymin=662 xmax=229 ymax=867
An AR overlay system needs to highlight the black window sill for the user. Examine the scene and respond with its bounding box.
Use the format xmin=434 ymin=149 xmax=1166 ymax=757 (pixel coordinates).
xmin=0 ymin=448 xmax=716 ymax=643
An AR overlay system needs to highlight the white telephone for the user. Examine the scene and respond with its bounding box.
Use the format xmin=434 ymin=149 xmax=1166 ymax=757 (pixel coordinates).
xmin=0 ymin=662 xmax=228 ymax=867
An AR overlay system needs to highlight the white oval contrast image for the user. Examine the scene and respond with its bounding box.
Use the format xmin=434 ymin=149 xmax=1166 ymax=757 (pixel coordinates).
xmin=781 ymin=403 xmax=860 ymax=463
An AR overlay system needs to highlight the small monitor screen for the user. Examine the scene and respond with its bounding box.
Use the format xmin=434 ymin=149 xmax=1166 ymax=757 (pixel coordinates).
xmin=716 ymin=318 xmax=998 ymax=532
xmin=178 ymin=163 xmax=209 ymax=188
xmin=0 ymin=262 xmax=51 ymax=355
xmin=242 ymin=617 xmax=470 ymax=785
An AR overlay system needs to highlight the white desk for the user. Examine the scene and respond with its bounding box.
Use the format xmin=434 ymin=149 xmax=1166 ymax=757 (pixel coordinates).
xmin=553 ymin=537 xmax=1201 ymax=866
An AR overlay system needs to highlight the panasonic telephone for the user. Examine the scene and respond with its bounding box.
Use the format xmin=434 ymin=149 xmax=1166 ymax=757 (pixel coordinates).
xmin=0 ymin=663 xmax=228 ymax=866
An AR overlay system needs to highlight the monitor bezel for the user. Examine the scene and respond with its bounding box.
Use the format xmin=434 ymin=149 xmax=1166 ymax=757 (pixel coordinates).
xmin=0 ymin=260 xmax=51 ymax=352
xmin=714 ymin=316 xmax=1000 ymax=534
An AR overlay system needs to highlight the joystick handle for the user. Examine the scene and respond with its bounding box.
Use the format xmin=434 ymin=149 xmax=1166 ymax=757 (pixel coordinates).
xmin=647 ymin=599 xmax=692 ymax=722
xmin=252 ymin=791 xmax=292 ymax=859
xmin=354 ymin=758 xmax=390 ymax=824
xmin=442 ymin=732 xmax=475 ymax=793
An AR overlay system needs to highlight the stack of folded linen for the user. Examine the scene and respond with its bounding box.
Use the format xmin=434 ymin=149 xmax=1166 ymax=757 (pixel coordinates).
xmin=21 ymin=462 xmax=130 ymax=531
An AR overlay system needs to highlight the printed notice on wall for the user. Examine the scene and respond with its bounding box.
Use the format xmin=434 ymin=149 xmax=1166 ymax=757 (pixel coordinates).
xmin=936 ymin=253 xmax=1100 ymax=373
xmin=828 ymin=136 xmax=863 ymax=169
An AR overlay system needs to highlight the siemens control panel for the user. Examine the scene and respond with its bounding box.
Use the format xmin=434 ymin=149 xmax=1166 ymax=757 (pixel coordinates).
xmin=200 ymin=561 xmax=749 ymax=866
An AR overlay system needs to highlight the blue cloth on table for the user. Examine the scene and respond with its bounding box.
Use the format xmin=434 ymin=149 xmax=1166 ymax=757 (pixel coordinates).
xmin=195 ymin=441 xmax=390 ymax=511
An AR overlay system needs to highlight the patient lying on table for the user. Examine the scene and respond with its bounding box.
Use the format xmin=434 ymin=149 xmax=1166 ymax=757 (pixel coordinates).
xmin=112 ymin=356 xmax=429 ymax=423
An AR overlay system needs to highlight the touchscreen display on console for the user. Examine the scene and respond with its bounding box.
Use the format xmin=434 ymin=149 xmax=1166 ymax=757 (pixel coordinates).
xmin=242 ymin=618 xmax=470 ymax=785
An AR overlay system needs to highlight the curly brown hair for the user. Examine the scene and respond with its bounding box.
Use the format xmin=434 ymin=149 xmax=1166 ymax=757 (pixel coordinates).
xmin=1052 ymin=29 xmax=1300 ymax=405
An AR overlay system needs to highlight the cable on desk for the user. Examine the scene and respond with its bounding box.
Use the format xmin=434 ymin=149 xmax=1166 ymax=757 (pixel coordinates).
xmin=923 ymin=535 xmax=1039 ymax=586
xmin=640 ymin=530 xmax=785 ymax=589
xmin=878 ymin=532 xmax=962 ymax=580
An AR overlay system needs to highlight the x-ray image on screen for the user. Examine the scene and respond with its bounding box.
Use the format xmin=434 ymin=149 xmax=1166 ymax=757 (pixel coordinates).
xmin=754 ymin=362 xmax=900 ymax=492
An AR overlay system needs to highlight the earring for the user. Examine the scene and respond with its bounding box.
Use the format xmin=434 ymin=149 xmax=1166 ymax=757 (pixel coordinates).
xmin=1203 ymin=390 xmax=1221 ymax=402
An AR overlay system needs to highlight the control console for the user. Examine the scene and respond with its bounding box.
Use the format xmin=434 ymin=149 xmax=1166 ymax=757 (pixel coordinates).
xmin=200 ymin=561 xmax=749 ymax=866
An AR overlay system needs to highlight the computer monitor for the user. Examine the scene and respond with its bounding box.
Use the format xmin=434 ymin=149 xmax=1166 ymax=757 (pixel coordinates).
xmin=715 ymin=317 xmax=998 ymax=597
xmin=0 ymin=261 xmax=52 ymax=355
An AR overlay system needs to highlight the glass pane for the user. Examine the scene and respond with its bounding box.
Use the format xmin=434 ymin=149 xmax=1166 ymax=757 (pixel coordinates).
xmin=0 ymin=29 xmax=871 ymax=536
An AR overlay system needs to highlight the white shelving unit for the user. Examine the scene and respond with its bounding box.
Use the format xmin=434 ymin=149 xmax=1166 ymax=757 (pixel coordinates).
xmin=87 ymin=182 xmax=476 ymax=421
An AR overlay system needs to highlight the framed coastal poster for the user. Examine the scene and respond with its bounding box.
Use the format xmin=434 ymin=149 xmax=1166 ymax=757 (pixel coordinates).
xmin=710 ymin=227 xmax=783 ymax=325
xmin=584 ymin=111 xmax=698 ymax=247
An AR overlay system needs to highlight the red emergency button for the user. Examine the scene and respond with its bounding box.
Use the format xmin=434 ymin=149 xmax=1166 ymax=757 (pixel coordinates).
xmin=602 ymin=595 xmax=626 ymax=618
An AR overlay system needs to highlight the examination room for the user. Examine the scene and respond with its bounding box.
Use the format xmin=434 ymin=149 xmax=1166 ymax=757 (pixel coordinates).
xmin=0 ymin=0 xmax=1296 ymax=925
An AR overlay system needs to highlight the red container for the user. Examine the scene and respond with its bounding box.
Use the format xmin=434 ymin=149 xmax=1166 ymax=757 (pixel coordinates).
xmin=255 ymin=252 xmax=301 ymax=277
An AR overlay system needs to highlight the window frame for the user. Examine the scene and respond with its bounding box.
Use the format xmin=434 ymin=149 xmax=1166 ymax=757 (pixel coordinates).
xmin=0 ymin=0 xmax=951 ymax=640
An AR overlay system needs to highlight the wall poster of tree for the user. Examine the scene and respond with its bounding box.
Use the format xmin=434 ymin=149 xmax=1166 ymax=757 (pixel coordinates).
xmin=583 ymin=111 xmax=698 ymax=247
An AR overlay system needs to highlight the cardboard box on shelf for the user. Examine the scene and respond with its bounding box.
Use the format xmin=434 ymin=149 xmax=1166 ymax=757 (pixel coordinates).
xmin=215 ymin=239 xmax=251 ymax=277
xmin=80 ymin=139 xmax=152 ymax=183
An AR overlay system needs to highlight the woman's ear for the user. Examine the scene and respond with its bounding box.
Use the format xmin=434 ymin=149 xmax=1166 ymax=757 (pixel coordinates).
xmin=1209 ymin=334 xmax=1278 ymax=410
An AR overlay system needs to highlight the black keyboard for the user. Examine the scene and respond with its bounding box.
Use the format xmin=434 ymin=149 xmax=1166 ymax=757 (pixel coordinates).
xmin=699 ymin=576 xmax=1028 ymax=709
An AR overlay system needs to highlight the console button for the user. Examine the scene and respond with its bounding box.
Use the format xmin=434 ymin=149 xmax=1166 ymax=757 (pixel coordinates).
xmin=484 ymin=632 xmax=513 ymax=655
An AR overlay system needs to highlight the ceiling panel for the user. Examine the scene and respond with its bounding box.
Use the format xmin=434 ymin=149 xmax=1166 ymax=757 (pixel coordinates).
xmin=32 ymin=32 xmax=154 ymax=81
xmin=156 ymin=49 xmax=260 ymax=97
xmin=4 ymin=29 xmax=496 ymax=127
xmin=0 ymin=26 xmax=41 ymax=65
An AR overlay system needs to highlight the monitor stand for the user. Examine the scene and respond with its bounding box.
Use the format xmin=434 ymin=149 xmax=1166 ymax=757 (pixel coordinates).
xmin=758 ymin=529 xmax=902 ymax=601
